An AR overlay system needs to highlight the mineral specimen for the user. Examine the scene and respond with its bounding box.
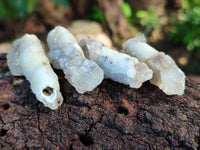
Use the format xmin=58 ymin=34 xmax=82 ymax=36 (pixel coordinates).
xmin=7 ymin=34 xmax=63 ymax=110
xmin=122 ymin=34 xmax=185 ymax=95
xmin=47 ymin=26 xmax=104 ymax=94
xmin=79 ymin=35 xmax=153 ymax=88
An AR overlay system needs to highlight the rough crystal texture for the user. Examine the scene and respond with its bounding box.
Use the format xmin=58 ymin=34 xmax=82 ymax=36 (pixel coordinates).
xmin=122 ymin=34 xmax=186 ymax=95
xmin=79 ymin=35 xmax=153 ymax=88
xmin=47 ymin=26 xmax=104 ymax=94
xmin=121 ymin=34 xmax=158 ymax=61
xmin=7 ymin=34 xmax=63 ymax=110
xmin=147 ymin=52 xmax=186 ymax=95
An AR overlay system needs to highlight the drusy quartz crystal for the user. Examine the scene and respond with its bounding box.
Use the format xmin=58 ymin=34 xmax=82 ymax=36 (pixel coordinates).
xmin=7 ymin=34 xmax=63 ymax=110
xmin=122 ymin=34 xmax=186 ymax=95
xmin=79 ymin=35 xmax=153 ymax=88
xmin=47 ymin=26 xmax=104 ymax=94
xmin=7 ymin=27 xmax=186 ymax=112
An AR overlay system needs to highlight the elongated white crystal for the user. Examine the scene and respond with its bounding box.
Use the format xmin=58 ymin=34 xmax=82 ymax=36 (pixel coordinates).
xmin=7 ymin=34 xmax=63 ymax=110
xmin=47 ymin=26 xmax=104 ymax=93
xmin=79 ymin=35 xmax=153 ymax=88
xmin=122 ymin=34 xmax=186 ymax=95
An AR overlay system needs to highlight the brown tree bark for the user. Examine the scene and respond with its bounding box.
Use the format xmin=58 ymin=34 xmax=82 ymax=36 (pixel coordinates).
xmin=69 ymin=0 xmax=94 ymax=18
xmin=69 ymin=0 xmax=132 ymax=42
xmin=0 ymin=53 xmax=200 ymax=149
xmin=126 ymin=0 xmax=167 ymax=16
xmin=97 ymin=0 xmax=132 ymax=41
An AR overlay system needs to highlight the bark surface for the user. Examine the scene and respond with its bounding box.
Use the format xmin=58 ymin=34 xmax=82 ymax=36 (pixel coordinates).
xmin=97 ymin=0 xmax=132 ymax=41
xmin=0 ymin=53 xmax=200 ymax=149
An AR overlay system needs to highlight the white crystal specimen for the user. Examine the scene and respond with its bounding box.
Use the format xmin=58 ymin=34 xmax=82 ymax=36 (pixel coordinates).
xmin=122 ymin=34 xmax=186 ymax=95
xmin=7 ymin=34 xmax=63 ymax=110
xmin=79 ymin=35 xmax=153 ymax=88
xmin=121 ymin=34 xmax=158 ymax=61
xmin=47 ymin=26 xmax=104 ymax=93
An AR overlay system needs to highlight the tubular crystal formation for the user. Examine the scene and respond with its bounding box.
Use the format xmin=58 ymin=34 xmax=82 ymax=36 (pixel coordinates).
xmin=7 ymin=26 xmax=186 ymax=110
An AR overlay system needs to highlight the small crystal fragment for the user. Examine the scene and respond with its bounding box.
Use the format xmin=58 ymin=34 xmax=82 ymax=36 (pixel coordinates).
xmin=7 ymin=34 xmax=63 ymax=110
xmin=79 ymin=35 xmax=153 ymax=88
xmin=47 ymin=26 xmax=104 ymax=94
xmin=122 ymin=34 xmax=186 ymax=95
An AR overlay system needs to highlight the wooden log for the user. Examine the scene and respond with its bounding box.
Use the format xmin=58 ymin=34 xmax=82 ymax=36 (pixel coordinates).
xmin=69 ymin=0 xmax=94 ymax=18
xmin=69 ymin=0 xmax=132 ymax=42
xmin=126 ymin=0 xmax=167 ymax=16
xmin=0 ymin=53 xmax=200 ymax=149
xmin=97 ymin=0 xmax=132 ymax=41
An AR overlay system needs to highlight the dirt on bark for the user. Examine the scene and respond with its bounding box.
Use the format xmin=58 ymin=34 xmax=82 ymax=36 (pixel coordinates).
xmin=0 ymin=53 xmax=200 ymax=149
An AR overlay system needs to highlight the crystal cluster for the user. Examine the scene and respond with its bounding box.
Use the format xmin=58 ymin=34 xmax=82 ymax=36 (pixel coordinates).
xmin=7 ymin=26 xmax=186 ymax=110
xmin=122 ymin=34 xmax=185 ymax=95
xmin=7 ymin=34 xmax=63 ymax=110
xmin=79 ymin=35 xmax=153 ymax=88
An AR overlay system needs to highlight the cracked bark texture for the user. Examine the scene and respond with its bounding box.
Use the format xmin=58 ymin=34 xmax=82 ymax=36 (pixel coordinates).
xmin=0 ymin=53 xmax=200 ymax=150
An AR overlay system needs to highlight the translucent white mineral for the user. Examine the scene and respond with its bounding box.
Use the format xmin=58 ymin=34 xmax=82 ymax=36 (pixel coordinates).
xmin=122 ymin=34 xmax=186 ymax=95
xmin=47 ymin=26 xmax=104 ymax=94
xmin=79 ymin=35 xmax=153 ymax=88
xmin=7 ymin=34 xmax=63 ymax=110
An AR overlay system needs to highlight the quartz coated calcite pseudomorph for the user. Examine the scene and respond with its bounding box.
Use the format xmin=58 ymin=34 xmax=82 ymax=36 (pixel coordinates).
xmin=79 ymin=35 xmax=153 ymax=88
xmin=7 ymin=34 xmax=63 ymax=110
xmin=47 ymin=26 xmax=104 ymax=94
xmin=122 ymin=34 xmax=185 ymax=95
